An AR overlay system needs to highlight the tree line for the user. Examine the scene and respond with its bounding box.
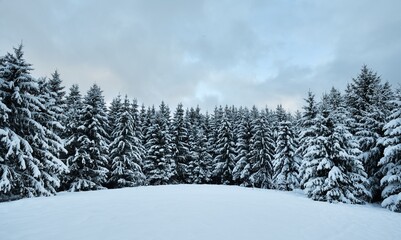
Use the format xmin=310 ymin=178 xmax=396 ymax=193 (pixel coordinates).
xmin=1 ymin=45 xmax=400 ymax=212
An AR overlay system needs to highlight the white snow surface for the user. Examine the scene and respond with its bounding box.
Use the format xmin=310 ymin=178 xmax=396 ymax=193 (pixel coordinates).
xmin=1 ymin=185 xmax=401 ymax=240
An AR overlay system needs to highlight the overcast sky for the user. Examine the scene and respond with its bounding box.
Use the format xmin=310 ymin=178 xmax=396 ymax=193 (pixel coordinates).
xmin=1 ymin=0 xmax=400 ymax=112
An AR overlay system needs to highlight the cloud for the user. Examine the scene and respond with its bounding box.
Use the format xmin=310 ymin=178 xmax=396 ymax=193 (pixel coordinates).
xmin=1 ymin=0 xmax=400 ymax=112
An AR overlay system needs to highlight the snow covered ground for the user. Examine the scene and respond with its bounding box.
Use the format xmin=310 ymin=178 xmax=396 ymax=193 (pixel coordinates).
xmin=1 ymin=185 xmax=400 ymax=240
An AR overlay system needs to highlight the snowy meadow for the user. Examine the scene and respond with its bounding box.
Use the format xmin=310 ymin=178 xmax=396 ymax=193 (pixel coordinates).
xmin=1 ymin=185 xmax=401 ymax=240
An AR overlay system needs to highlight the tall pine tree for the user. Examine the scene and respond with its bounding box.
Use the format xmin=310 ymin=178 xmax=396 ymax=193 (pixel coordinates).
xmin=247 ymin=112 xmax=275 ymax=188
xmin=379 ymin=88 xmax=401 ymax=212
xmin=232 ymin=107 xmax=253 ymax=186
xmin=273 ymin=120 xmax=299 ymax=190
xmin=0 ymin=45 xmax=67 ymax=199
xmin=301 ymin=96 xmax=370 ymax=203
xmin=62 ymin=84 xmax=84 ymax=189
xmin=171 ymin=103 xmax=190 ymax=183
xmin=108 ymin=95 xmax=122 ymax=132
xmin=66 ymin=84 xmax=109 ymax=191
xmin=188 ymin=121 xmax=213 ymax=184
xmin=48 ymin=70 xmax=66 ymax=137
xmin=143 ymin=104 xmax=175 ymax=185
xmin=213 ymin=113 xmax=236 ymax=185
xmin=346 ymin=65 xmax=393 ymax=201
xmin=108 ymin=96 xmax=146 ymax=188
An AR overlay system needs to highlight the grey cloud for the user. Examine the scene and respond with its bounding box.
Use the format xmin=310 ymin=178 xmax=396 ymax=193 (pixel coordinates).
xmin=1 ymin=0 xmax=400 ymax=112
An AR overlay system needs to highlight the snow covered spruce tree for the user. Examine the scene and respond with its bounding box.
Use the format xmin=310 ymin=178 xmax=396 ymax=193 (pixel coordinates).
xmin=141 ymin=106 xmax=155 ymax=147
xmin=0 ymin=54 xmax=14 ymax=199
xmin=297 ymin=91 xmax=318 ymax=161
xmin=61 ymin=84 xmax=83 ymax=189
xmin=203 ymin=112 xmax=216 ymax=163
xmin=130 ymin=99 xmax=145 ymax=170
xmin=212 ymin=113 xmax=236 ymax=185
xmin=35 ymin=77 xmax=68 ymax=187
xmin=0 ymin=89 xmax=9 ymax=164
xmin=379 ymin=88 xmax=401 ymax=212
xmin=47 ymin=70 xmax=67 ymax=137
xmin=0 ymin=45 xmax=67 ymax=200
xmin=64 ymin=84 xmax=83 ymax=138
xmin=226 ymin=105 xmax=240 ymax=145
xmin=188 ymin=115 xmax=213 ymax=184
xmin=232 ymin=107 xmax=253 ymax=186
xmin=170 ymin=103 xmax=190 ymax=183
xmin=300 ymin=93 xmax=370 ymax=203
xmin=210 ymin=106 xmax=224 ymax=159
xmin=273 ymin=120 xmax=299 ymax=190
xmin=108 ymin=96 xmax=146 ymax=188
xmin=247 ymin=110 xmax=275 ymax=188
xmin=108 ymin=94 xmax=122 ymax=132
xmin=272 ymin=104 xmax=287 ymax=141
xmin=139 ymin=103 xmax=147 ymax=133
xmin=346 ymin=65 xmax=393 ymax=201
xmin=66 ymin=84 xmax=110 ymax=191
xmin=130 ymin=99 xmax=142 ymax=136
xmin=275 ymin=104 xmax=287 ymax=123
xmin=143 ymin=103 xmax=175 ymax=185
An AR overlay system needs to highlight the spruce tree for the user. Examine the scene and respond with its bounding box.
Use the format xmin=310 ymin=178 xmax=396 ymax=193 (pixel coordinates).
xmin=188 ymin=123 xmax=213 ymax=184
xmin=35 ymin=77 xmax=68 ymax=191
xmin=293 ymin=110 xmax=302 ymax=132
xmin=108 ymin=96 xmax=146 ymax=188
xmin=345 ymin=65 xmax=393 ymax=201
xmin=248 ymin=112 xmax=275 ymax=188
xmin=227 ymin=105 xmax=240 ymax=145
xmin=108 ymin=95 xmax=122 ymax=132
xmin=131 ymin=99 xmax=141 ymax=136
xmin=379 ymin=88 xmax=401 ymax=212
xmin=0 ymin=95 xmax=10 ymax=158
xmin=143 ymin=104 xmax=175 ymax=185
xmin=130 ymin=99 xmax=145 ymax=168
xmin=37 ymin=76 xmax=66 ymax=142
xmin=171 ymin=103 xmax=190 ymax=183
xmin=66 ymin=84 xmax=110 ymax=191
xmin=301 ymin=97 xmax=370 ymax=203
xmin=273 ymin=120 xmax=299 ymax=190
xmin=64 ymin=85 xmax=83 ymax=138
xmin=203 ymin=112 xmax=215 ymax=170
xmin=139 ymin=104 xmax=147 ymax=132
xmin=62 ymin=84 xmax=83 ymax=189
xmin=210 ymin=106 xmax=224 ymax=160
xmin=275 ymin=104 xmax=287 ymax=122
xmin=141 ymin=106 xmax=155 ymax=147
xmin=297 ymin=92 xmax=318 ymax=153
xmin=297 ymin=91 xmax=319 ymax=185
xmin=213 ymin=113 xmax=236 ymax=185
xmin=0 ymin=45 xmax=67 ymax=199
xmin=202 ymin=112 xmax=214 ymax=160
xmin=48 ymin=70 xmax=65 ymax=102
xmin=0 ymin=55 xmax=13 ymax=198
xmin=232 ymin=107 xmax=253 ymax=186
xmin=48 ymin=70 xmax=67 ymax=136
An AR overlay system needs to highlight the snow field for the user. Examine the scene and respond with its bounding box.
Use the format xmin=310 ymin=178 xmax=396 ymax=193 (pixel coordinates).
xmin=1 ymin=185 xmax=401 ymax=240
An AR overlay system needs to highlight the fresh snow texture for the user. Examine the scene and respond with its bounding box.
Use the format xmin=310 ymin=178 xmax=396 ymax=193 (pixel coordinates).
xmin=1 ymin=185 xmax=400 ymax=240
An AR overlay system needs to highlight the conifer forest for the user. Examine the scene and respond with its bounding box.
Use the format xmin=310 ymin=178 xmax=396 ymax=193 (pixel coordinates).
xmin=1 ymin=45 xmax=401 ymax=213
